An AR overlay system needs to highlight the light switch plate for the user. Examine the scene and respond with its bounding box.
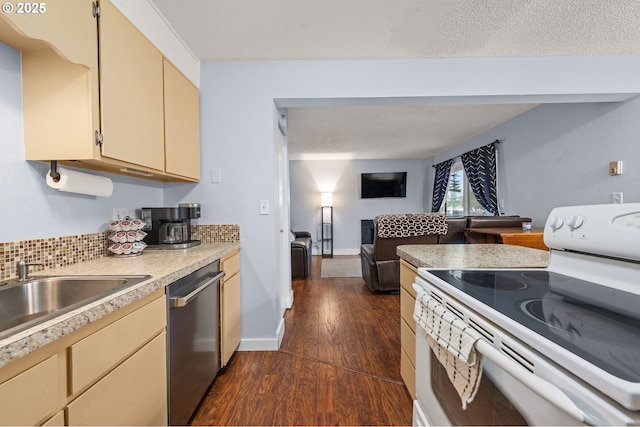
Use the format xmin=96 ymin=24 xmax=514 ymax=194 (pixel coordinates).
xmin=211 ymin=168 xmax=221 ymax=183
xmin=259 ymin=200 xmax=269 ymax=215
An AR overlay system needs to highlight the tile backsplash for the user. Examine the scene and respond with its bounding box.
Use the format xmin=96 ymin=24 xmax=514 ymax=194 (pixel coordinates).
xmin=0 ymin=224 xmax=240 ymax=281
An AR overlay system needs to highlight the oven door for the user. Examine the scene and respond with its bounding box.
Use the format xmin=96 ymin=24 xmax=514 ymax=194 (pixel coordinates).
xmin=412 ymin=277 xmax=639 ymax=427
xmin=415 ymin=330 xmax=582 ymax=426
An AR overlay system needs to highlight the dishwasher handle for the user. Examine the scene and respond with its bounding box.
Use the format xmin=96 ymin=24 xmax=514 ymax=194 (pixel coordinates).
xmin=170 ymin=271 xmax=225 ymax=308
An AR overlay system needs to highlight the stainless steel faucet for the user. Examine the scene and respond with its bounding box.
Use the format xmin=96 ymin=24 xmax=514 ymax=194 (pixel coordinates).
xmin=16 ymin=260 xmax=43 ymax=280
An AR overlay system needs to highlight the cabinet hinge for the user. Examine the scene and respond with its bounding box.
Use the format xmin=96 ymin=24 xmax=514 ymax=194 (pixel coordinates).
xmin=92 ymin=2 xmax=100 ymax=17
xmin=95 ymin=131 xmax=103 ymax=146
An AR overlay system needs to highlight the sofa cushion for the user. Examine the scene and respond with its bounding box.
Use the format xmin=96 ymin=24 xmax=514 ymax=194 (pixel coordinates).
xmin=466 ymin=215 xmax=532 ymax=229
xmin=439 ymin=217 xmax=467 ymax=244
xmin=376 ymin=213 xmax=448 ymax=238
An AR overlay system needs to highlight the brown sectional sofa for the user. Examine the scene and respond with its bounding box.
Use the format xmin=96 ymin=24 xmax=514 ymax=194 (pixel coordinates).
xmin=360 ymin=215 xmax=531 ymax=293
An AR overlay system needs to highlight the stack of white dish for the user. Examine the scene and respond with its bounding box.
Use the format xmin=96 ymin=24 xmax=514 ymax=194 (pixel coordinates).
xmin=108 ymin=217 xmax=147 ymax=256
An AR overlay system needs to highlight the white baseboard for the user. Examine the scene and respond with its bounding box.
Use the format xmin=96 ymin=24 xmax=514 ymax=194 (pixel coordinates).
xmin=237 ymin=338 xmax=279 ymax=351
xmin=313 ymin=248 xmax=361 ymax=256
xmin=334 ymin=248 xmax=360 ymax=256
xmin=237 ymin=317 xmax=286 ymax=351
xmin=284 ymin=289 xmax=294 ymax=309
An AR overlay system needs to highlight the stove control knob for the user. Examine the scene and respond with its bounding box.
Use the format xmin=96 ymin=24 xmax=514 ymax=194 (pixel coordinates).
xmin=567 ymin=215 xmax=584 ymax=230
xmin=549 ymin=216 xmax=565 ymax=230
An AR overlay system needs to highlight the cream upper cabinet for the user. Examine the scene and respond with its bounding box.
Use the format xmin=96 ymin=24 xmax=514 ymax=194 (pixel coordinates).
xmin=164 ymin=59 xmax=201 ymax=180
xmin=0 ymin=0 xmax=201 ymax=183
xmin=0 ymin=0 xmax=96 ymax=66
xmin=2 ymin=0 xmax=101 ymax=162
xmin=99 ymin=0 xmax=165 ymax=173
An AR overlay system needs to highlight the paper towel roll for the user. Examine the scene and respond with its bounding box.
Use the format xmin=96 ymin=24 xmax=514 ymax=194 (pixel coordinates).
xmin=46 ymin=167 xmax=113 ymax=197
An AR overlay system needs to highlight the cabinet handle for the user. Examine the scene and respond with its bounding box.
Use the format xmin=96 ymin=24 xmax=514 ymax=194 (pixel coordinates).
xmin=119 ymin=167 xmax=154 ymax=177
xmin=170 ymin=271 xmax=225 ymax=308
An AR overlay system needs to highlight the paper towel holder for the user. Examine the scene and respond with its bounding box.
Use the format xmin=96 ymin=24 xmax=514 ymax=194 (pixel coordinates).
xmin=49 ymin=160 xmax=61 ymax=183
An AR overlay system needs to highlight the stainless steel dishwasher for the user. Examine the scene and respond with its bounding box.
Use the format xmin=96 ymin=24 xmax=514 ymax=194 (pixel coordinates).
xmin=167 ymin=261 xmax=225 ymax=426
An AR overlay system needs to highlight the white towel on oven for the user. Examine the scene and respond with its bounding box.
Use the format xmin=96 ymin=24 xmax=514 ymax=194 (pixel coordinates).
xmin=413 ymin=289 xmax=484 ymax=409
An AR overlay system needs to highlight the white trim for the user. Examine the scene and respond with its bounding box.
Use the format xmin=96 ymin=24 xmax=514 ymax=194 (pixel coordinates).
xmin=238 ymin=338 xmax=280 ymax=351
xmin=237 ymin=318 xmax=286 ymax=351
xmin=284 ymin=289 xmax=294 ymax=309
xmin=111 ymin=0 xmax=200 ymax=86
xmin=334 ymin=248 xmax=361 ymax=256
xmin=314 ymin=248 xmax=361 ymax=256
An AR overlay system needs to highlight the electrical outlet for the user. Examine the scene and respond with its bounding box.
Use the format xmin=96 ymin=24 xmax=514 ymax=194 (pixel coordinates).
xmin=612 ymin=192 xmax=623 ymax=204
xmin=112 ymin=208 xmax=129 ymax=220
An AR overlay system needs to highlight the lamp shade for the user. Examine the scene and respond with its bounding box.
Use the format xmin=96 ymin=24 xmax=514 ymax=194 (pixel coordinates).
xmin=321 ymin=192 xmax=333 ymax=207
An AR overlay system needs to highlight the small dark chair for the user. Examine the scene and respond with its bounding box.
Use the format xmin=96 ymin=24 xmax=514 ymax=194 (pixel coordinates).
xmin=291 ymin=231 xmax=312 ymax=278
xmin=360 ymin=213 xmax=448 ymax=293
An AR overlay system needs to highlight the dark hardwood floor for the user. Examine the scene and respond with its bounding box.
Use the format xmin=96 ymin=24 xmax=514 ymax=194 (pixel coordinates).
xmin=190 ymin=255 xmax=413 ymax=426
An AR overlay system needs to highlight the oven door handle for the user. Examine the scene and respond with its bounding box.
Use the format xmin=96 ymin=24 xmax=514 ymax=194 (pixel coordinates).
xmin=475 ymin=339 xmax=594 ymax=425
xmin=170 ymin=271 xmax=225 ymax=308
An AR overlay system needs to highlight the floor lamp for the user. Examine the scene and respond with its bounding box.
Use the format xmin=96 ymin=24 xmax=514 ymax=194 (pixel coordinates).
xmin=321 ymin=192 xmax=333 ymax=258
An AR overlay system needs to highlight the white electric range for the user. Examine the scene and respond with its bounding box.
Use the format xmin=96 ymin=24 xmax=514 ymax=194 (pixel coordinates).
xmin=413 ymin=203 xmax=640 ymax=426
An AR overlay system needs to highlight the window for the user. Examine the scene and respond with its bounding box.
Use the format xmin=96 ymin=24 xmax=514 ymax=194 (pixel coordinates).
xmin=441 ymin=159 xmax=490 ymax=217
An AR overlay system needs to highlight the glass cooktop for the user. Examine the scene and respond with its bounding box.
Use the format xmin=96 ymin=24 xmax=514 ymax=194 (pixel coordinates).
xmin=428 ymin=269 xmax=640 ymax=383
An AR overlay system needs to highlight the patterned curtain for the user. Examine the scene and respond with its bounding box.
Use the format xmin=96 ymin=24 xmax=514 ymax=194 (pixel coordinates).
xmin=431 ymin=159 xmax=453 ymax=212
xmin=460 ymin=141 xmax=498 ymax=215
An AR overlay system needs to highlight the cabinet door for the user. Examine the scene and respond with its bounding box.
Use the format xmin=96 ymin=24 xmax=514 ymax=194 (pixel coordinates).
xmin=221 ymin=272 xmax=241 ymax=366
xmin=0 ymin=355 xmax=60 ymax=426
xmin=0 ymin=0 xmax=96 ymax=67
xmin=42 ymin=410 xmax=65 ymax=426
xmin=67 ymin=332 xmax=168 ymax=426
xmin=99 ymin=0 xmax=164 ymax=171
xmin=70 ymin=296 xmax=166 ymax=394
xmin=164 ymin=59 xmax=201 ymax=180
xmin=6 ymin=0 xmax=100 ymax=162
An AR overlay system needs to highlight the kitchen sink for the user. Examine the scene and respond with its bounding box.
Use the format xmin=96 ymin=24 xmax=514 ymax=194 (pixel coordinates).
xmin=0 ymin=275 xmax=151 ymax=341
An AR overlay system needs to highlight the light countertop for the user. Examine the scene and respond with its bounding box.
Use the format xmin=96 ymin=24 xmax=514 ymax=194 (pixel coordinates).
xmin=0 ymin=242 xmax=239 ymax=368
xmin=397 ymin=244 xmax=549 ymax=269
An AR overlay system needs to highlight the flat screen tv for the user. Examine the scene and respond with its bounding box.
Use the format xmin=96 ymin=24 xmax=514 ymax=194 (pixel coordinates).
xmin=361 ymin=172 xmax=407 ymax=198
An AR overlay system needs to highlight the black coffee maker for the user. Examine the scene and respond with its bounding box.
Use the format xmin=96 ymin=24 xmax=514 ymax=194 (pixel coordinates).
xmin=140 ymin=203 xmax=201 ymax=249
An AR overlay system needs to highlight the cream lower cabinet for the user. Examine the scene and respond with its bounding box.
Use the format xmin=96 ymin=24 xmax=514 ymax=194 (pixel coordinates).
xmin=67 ymin=333 xmax=167 ymax=426
xmin=0 ymin=291 xmax=167 ymax=426
xmin=399 ymin=259 xmax=418 ymax=399
xmin=0 ymin=355 xmax=62 ymax=426
xmin=220 ymin=250 xmax=241 ymax=367
xmin=41 ymin=411 xmax=65 ymax=427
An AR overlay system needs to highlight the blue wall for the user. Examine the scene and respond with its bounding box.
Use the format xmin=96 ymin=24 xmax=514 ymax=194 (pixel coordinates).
xmin=289 ymin=158 xmax=430 ymax=254
xmin=430 ymin=99 xmax=640 ymax=225
xmin=0 ymin=42 xmax=165 ymax=242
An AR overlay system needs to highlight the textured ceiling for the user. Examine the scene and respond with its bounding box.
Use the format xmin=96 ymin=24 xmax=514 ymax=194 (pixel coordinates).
xmin=287 ymin=104 xmax=540 ymax=160
xmin=150 ymin=0 xmax=640 ymax=60
xmin=150 ymin=0 xmax=640 ymax=159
